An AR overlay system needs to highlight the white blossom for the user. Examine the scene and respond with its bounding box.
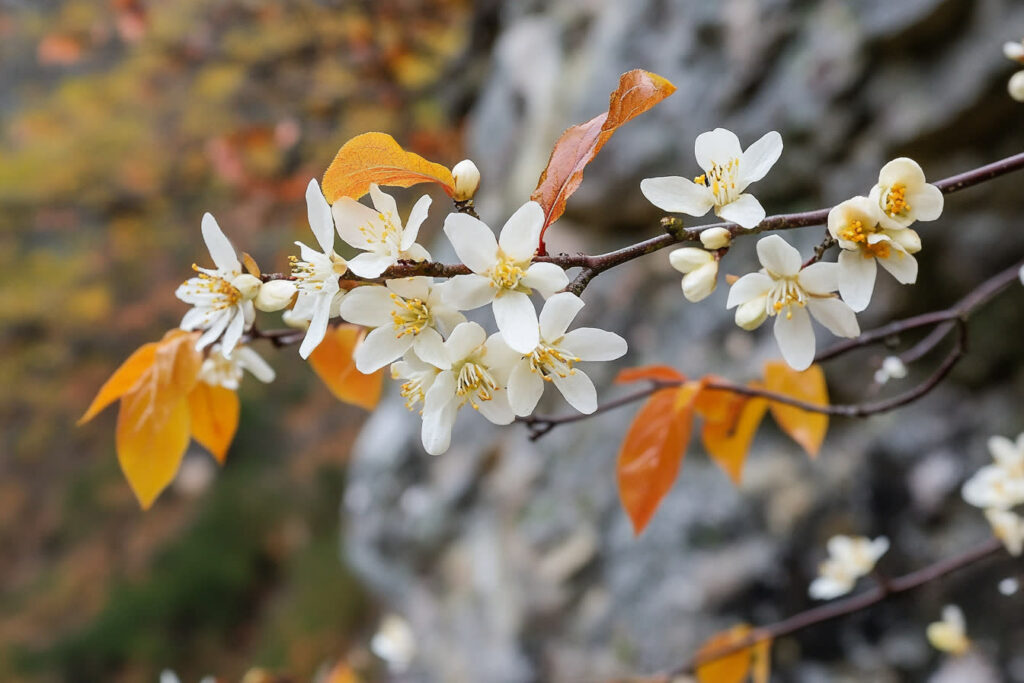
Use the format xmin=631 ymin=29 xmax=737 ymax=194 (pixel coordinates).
xmin=442 ymin=201 xmax=569 ymax=353
xmin=669 ymin=247 xmax=719 ymax=302
xmin=1004 ymin=40 xmax=1024 ymax=63
xmin=986 ymin=508 xmax=1024 ymax=556
xmin=339 ymin=277 xmax=465 ymax=373
xmin=391 ymin=351 xmax=441 ymax=412
xmin=828 ymin=196 xmax=920 ymax=312
xmin=962 ymin=434 xmax=1024 ymax=510
xmin=487 ymin=292 xmax=627 ymax=417
xmin=176 ymin=213 xmax=257 ymax=356
xmin=808 ymin=535 xmax=889 ymax=600
xmin=371 ymin=614 xmax=417 ymax=673
xmin=640 ymin=128 xmax=783 ymax=229
xmin=927 ymin=605 xmax=970 ymax=655
xmin=418 ymin=322 xmax=515 ymax=455
xmin=291 ymin=179 xmax=349 ymax=359
xmin=873 ymin=356 xmax=908 ymax=385
xmin=726 ymin=235 xmax=860 ymax=371
xmin=868 ymin=158 xmax=944 ymax=230
xmin=332 ymin=183 xmax=432 ymax=278
xmin=197 ymin=343 xmax=275 ymax=390
xmin=1010 ymin=71 xmax=1024 ymax=102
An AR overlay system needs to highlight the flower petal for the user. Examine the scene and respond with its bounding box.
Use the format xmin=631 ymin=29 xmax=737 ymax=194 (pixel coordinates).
xmin=444 ymin=321 xmax=487 ymax=361
xmin=877 ymin=252 xmax=918 ymax=285
xmin=477 ymin=390 xmax=515 ymax=426
xmin=507 ymin=360 xmax=544 ymax=416
xmin=443 ymin=213 xmax=498 ymax=274
xmin=338 ymin=285 xmax=395 ymax=327
xmin=757 ymin=234 xmax=802 ymax=276
xmin=910 ymin=183 xmax=944 ymax=222
xmin=384 ymin=276 xmax=431 ymax=301
xmin=836 ymin=250 xmax=876 ymax=312
xmin=695 ymin=128 xmax=742 ymax=171
xmin=522 ymin=262 xmax=569 ymax=296
xmin=221 ymin=307 xmax=246 ymax=357
xmin=560 ymin=328 xmax=627 ymax=361
xmin=739 ymin=130 xmax=783 ymax=185
xmin=717 ymin=193 xmax=766 ymax=229
xmin=551 ymin=370 xmax=597 ymax=414
xmin=412 ymin=327 xmax=450 ymax=370
xmin=807 ymin=297 xmax=860 ymax=338
xmin=773 ymin=306 xmax=815 ymax=371
xmin=492 ymin=290 xmax=540 ymax=354
xmin=299 ymin=292 xmax=333 ymax=359
xmin=879 ymin=157 xmax=926 ymax=190
xmin=799 ymin=261 xmax=840 ymax=296
xmin=201 ymin=213 xmax=240 ymax=274
xmin=400 ymin=194 xmax=432 ymax=250
xmin=639 ymin=176 xmax=715 ymax=216
xmin=305 ymin=179 xmax=335 ymax=254
xmin=726 ymin=272 xmax=773 ymax=308
xmin=422 ymin=370 xmax=457 ymax=455
xmin=442 ymin=274 xmax=495 ymax=310
xmin=332 ymin=198 xmax=380 ymax=250
xmin=497 ymin=201 xmax=544 ymax=262
xmin=348 ymin=251 xmax=395 ymax=278
xmin=988 ymin=435 xmax=1021 ymax=469
xmin=538 ymin=291 xmax=584 ymax=341
xmin=355 ymin=325 xmax=414 ymax=373
xmin=235 ymin=346 xmax=275 ymax=383
xmin=368 ymin=183 xmax=399 ymax=222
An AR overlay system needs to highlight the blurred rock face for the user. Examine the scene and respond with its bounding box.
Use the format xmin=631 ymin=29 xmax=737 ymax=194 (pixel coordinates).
xmin=346 ymin=1 xmax=1024 ymax=681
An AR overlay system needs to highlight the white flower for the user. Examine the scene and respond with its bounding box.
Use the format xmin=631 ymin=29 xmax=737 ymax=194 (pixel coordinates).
xmin=640 ymin=128 xmax=783 ymax=229
xmin=176 ymin=213 xmax=257 ymax=356
xmin=669 ymin=247 xmax=719 ymax=302
xmin=487 ymin=292 xmax=627 ymax=417
xmin=452 ymin=159 xmax=481 ymax=201
xmin=927 ymin=605 xmax=970 ymax=656
xmin=197 ymin=343 xmax=275 ymax=390
xmin=391 ymin=351 xmax=441 ymax=412
xmin=868 ymin=158 xmax=944 ymax=230
xmin=291 ymin=179 xmax=349 ymax=359
xmin=828 ymin=196 xmax=920 ymax=312
xmin=371 ymin=614 xmax=417 ymax=673
xmin=726 ymin=235 xmax=860 ymax=371
xmin=1004 ymin=40 xmax=1024 ymax=63
xmin=254 ymin=279 xmax=297 ymax=312
xmin=442 ymin=201 xmax=569 ymax=353
xmin=339 ymin=277 xmax=465 ymax=373
xmin=808 ymin=535 xmax=889 ymax=600
xmin=873 ymin=356 xmax=908 ymax=385
xmin=962 ymin=434 xmax=1024 ymax=510
xmin=332 ymin=183 xmax=432 ymax=278
xmin=985 ymin=508 xmax=1024 ymax=556
xmin=699 ymin=226 xmax=732 ymax=250
xmin=419 ymin=322 xmax=515 ymax=455
xmin=1010 ymin=71 xmax=1024 ymax=102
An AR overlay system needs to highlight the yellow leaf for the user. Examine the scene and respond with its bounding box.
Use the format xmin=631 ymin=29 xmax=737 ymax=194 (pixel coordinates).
xmin=321 ymin=132 xmax=455 ymax=203
xmin=78 ymin=341 xmax=158 ymax=424
xmin=696 ymin=624 xmax=754 ymax=683
xmin=752 ymin=638 xmax=772 ymax=683
xmin=188 ymin=382 xmax=239 ymax=464
xmin=308 ymin=324 xmax=383 ymax=410
xmin=763 ymin=361 xmax=829 ymax=458
xmin=698 ymin=387 xmax=768 ymax=485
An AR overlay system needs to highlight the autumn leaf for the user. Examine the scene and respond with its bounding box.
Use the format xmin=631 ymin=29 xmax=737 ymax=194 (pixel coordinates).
xmin=308 ymin=324 xmax=383 ymax=410
xmin=115 ymin=330 xmax=202 ymax=509
xmin=697 ymin=386 xmax=768 ymax=485
xmin=696 ymin=624 xmax=771 ymax=683
xmin=188 ymin=382 xmax=240 ymax=465
xmin=617 ymin=382 xmax=701 ymax=534
xmin=615 ymin=364 xmax=685 ymax=385
xmin=79 ymin=341 xmax=158 ymax=424
xmin=763 ymin=361 xmax=829 ymax=458
xmin=531 ymin=69 xmax=676 ymax=250
xmin=321 ymin=132 xmax=455 ymax=203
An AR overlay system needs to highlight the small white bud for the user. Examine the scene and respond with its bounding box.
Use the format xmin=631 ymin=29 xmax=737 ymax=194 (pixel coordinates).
xmin=1004 ymin=41 xmax=1024 ymax=63
xmin=699 ymin=227 xmax=732 ymax=250
xmin=452 ymin=159 xmax=481 ymax=201
xmin=682 ymin=262 xmax=718 ymax=302
xmin=882 ymin=356 xmax=907 ymax=380
xmin=282 ymin=308 xmax=311 ymax=330
xmin=231 ymin=273 xmax=262 ymax=300
xmin=892 ymin=228 xmax=922 ymax=254
xmin=668 ymin=247 xmax=713 ymax=274
xmin=735 ymin=297 xmax=768 ymax=330
xmin=254 ymin=279 xmax=297 ymax=312
xmin=1009 ymin=70 xmax=1024 ymax=102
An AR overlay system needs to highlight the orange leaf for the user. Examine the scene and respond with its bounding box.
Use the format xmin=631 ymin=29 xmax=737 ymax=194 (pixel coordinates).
xmin=695 ymin=624 xmax=754 ymax=683
xmin=113 ymin=330 xmax=202 ymax=509
xmin=615 ymin=365 xmax=685 ymax=385
xmin=762 ymin=361 xmax=829 ymax=458
xmin=617 ymin=382 xmax=700 ymax=534
xmin=188 ymin=382 xmax=240 ymax=464
xmin=79 ymin=341 xmax=158 ymax=424
xmin=532 ymin=70 xmax=676 ymax=247
xmin=321 ymin=132 xmax=455 ymax=203
xmin=751 ymin=638 xmax=772 ymax=683
xmin=309 ymin=324 xmax=383 ymax=410
xmin=700 ymin=390 xmax=768 ymax=485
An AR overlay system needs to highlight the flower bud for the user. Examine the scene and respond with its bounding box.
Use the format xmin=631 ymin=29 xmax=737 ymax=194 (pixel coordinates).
xmin=1010 ymin=70 xmax=1024 ymax=103
xmin=282 ymin=308 xmax=311 ymax=330
xmin=735 ymin=296 xmax=768 ymax=330
xmin=231 ymin=273 xmax=262 ymax=300
xmin=682 ymin=262 xmax=718 ymax=302
xmin=892 ymin=228 xmax=922 ymax=254
xmin=254 ymin=279 xmax=297 ymax=312
xmin=452 ymin=159 xmax=481 ymax=201
xmin=668 ymin=247 xmax=713 ymax=274
xmin=699 ymin=227 xmax=732 ymax=250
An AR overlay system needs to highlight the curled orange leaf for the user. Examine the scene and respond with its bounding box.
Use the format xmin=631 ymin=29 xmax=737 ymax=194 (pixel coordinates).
xmin=763 ymin=361 xmax=829 ymax=458
xmin=321 ymin=132 xmax=455 ymax=203
xmin=309 ymin=324 xmax=383 ymax=410
xmin=79 ymin=341 xmax=158 ymax=424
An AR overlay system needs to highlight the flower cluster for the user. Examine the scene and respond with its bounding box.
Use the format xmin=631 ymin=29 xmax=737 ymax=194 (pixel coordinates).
xmin=1005 ymin=38 xmax=1024 ymax=102
xmin=641 ymin=128 xmax=943 ymax=371
xmin=174 ymin=173 xmax=627 ymax=455
xmin=962 ymin=433 xmax=1024 ymax=555
xmin=808 ymin=534 xmax=889 ymax=600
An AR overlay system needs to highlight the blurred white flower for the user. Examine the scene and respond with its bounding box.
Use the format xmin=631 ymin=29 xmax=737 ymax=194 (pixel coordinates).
xmin=868 ymin=158 xmax=944 ymax=230
xmin=962 ymin=434 xmax=1024 ymax=510
xmin=339 ymin=277 xmax=465 ymax=373
xmin=371 ymin=614 xmax=416 ymax=673
xmin=985 ymin=508 xmax=1024 ymax=556
xmin=998 ymin=577 xmax=1019 ymax=595
xmin=442 ymin=201 xmax=568 ymax=353
xmin=290 ymin=179 xmax=349 ymax=359
xmin=808 ymin=535 xmax=889 ymax=600
xmin=669 ymin=247 xmax=719 ymax=302
xmin=927 ymin=605 xmax=970 ymax=656
xmin=332 ymin=183 xmax=432 ymax=278
xmin=828 ymin=196 xmax=920 ymax=312
xmin=176 ymin=213 xmax=256 ymax=356
xmin=727 ymin=235 xmax=860 ymax=371
xmin=1010 ymin=71 xmax=1024 ymax=102
xmin=1004 ymin=40 xmax=1024 ymax=63
xmin=874 ymin=356 xmax=908 ymax=385
xmin=641 ymin=128 xmax=783 ymax=229
xmin=487 ymin=292 xmax=627 ymax=417
xmin=197 ymin=343 xmax=275 ymax=390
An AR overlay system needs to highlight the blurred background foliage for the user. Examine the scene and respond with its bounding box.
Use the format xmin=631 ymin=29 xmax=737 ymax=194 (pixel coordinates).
xmin=0 ymin=1 xmax=486 ymax=680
